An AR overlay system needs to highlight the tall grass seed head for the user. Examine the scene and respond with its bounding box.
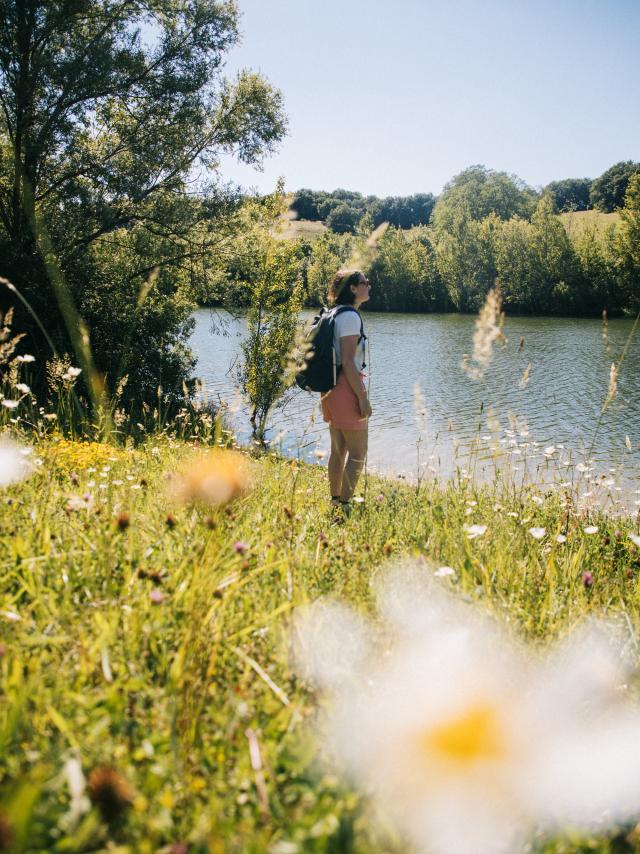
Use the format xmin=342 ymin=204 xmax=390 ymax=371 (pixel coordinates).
xmin=462 ymin=287 xmax=505 ymax=381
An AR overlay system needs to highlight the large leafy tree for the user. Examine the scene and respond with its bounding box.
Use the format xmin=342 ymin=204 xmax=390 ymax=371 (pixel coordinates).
xmin=0 ymin=0 xmax=286 ymax=405
xmin=432 ymin=165 xmax=538 ymax=230
xmin=616 ymin=173 xmax=640 ymax=312
xmin=544 ymin=177 xmax=592 ymax=212
xmin=368 ymin=226 xmax=443 ymax=312
xmin=590 ymin=161 xmax=640 ymax=212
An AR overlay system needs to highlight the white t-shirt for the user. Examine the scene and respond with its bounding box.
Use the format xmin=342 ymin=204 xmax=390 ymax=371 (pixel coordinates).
xmin=333 ymin=308 xmax=366 ymax=370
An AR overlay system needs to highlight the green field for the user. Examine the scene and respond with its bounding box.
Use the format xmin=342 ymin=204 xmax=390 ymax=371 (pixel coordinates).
xmin=273 ymin=211 xmax=328 ymax=241
xmin=276 ymin=208 xmax=621 ymax=244
xmin=558 ymin=209 xmax=620 ymax=236
xmin=2 ymin=433 xmax=640 ymax=852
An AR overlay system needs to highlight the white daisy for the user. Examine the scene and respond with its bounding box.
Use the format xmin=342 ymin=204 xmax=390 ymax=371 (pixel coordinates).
xmin=295 ymin=566 xmax=640 ymax=854
xmin=464 ymin=524 xmax=487 ymax=540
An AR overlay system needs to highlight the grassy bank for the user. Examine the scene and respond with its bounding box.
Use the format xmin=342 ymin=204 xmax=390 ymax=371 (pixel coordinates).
xmin=2 ymin=436 xmax=640 ymax=853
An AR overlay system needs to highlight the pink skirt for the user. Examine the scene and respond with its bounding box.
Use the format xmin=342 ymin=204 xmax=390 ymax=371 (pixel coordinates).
xmin=321 ymin=372 xmax=368 ymax=431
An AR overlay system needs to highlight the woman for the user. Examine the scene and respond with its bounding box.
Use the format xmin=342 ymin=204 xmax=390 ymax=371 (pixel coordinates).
xmin=321 ymin=270 xmax=372 ymax=513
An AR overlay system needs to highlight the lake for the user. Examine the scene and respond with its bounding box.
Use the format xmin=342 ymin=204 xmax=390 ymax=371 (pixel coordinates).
xmin=190 ymin=309 xmax=640 ymax=510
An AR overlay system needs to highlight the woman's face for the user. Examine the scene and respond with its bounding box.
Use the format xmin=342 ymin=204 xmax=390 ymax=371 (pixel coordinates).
xmin=351 ymin=275 xmax=371 ymax=307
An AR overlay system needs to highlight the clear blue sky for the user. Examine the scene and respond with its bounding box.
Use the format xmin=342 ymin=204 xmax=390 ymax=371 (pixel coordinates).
xmin=218 ymin=0 xmax=640 ymax=197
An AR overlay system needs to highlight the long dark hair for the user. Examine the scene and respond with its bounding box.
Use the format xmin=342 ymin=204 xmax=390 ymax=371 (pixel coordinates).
xmin=327 ymin=270 xmax=363 ymax=306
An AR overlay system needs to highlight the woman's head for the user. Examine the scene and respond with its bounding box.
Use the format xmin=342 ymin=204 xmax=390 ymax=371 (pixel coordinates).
xmin=328 ymin=270 xmax=371 ymax=307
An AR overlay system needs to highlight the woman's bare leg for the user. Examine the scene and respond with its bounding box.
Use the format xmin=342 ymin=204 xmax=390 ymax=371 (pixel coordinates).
xmin=328 ymin=426 xmax=348 ymax=497
xmin=340 ymin=428 xmax=368 ymax=501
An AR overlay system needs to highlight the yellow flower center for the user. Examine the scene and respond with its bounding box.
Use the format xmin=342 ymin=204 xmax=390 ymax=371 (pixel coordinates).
xmin=423 ymin=703 xmax=505 ymax=765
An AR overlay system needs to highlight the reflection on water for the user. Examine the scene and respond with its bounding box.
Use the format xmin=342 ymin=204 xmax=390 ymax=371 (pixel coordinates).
xmin=190 ymin=309 xmax=640 ymax=510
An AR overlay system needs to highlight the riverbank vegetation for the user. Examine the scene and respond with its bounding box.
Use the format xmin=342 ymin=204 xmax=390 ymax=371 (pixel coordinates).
xmin=280 ymin=165 xmax=640 ymax=317
xmin=2 ymin=426 xmax=640 ymax=853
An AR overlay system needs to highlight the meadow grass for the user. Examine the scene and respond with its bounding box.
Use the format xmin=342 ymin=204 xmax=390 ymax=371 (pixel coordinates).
xmin=273 ymin=216 xmax=328 ymax=242
xmin=2 ymin=433 xmax=640 ymax=853
xmin=559 ymin=209 xmax=621 ymax=237
xmin=274 ymin=210 xmax=621 ymax=244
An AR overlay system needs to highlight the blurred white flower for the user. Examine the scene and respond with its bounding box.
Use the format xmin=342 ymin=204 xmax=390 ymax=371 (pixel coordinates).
xmin=629 ymin=534 xmax=640 ymax=548
xmin=16 ymin=354 xmax=35 ymax=363
xmin=0 ymin=439 xmax=33 ymax=486
xmin=584 ymin=526 xmax=599 ymax=535
xmin=528 ymin=527 xmax=546 ymax=540
xmin=556 ymin=534 xmax=567 ymax=544
xmin=62 ymin=757 xmax=90 ymax=829
xmin=62 ymin=366 xmax=82 ymax=382
xmin=464 ymin=524 xmax=487 ymax=539
xmin=15 ymin=383 xmax=30 ymax=394
xmin=544 ymin=446 xmax=556 ymax=457
xmin=1 ymin=399 xmax=19 ymax=409
xmin=294 ymin=566 xmax=640 ymax=854
xmin=434 ymin=566 xmax=456 ymax=577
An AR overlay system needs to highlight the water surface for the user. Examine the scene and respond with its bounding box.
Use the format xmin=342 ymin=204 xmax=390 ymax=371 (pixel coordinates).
xmin=190 ymin=309 xmax=640 ymax=508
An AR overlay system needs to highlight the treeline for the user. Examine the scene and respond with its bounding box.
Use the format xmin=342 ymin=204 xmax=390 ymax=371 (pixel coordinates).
xmin=286 ymin=165 xmax=640 ymax=316
xmin=291 ymin=189 xmax=436 ymax=232
xmin=292 ymin=160 xmax=640 ymax=234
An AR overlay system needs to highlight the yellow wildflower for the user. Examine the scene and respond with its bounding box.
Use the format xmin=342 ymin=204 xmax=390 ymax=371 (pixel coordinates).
xmin=172 ymin=449 xmax=251 ymax=506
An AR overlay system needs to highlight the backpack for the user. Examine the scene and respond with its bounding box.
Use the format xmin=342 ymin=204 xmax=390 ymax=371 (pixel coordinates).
xmin=295 ymin=306 xmax=365 ymax=393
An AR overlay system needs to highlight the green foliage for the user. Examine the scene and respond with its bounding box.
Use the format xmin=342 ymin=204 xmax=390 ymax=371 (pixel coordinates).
xmin=545 ymin=177 xmax=593 ymax=212
xmin=237 ymin=234 xmax=303 ymax=437
xmin=290 ymin=189 xmax=436 ymax=232
xmin=569 ymin=220 xmax=620 ymax=314
xmin=590 ymin=161 xmax=640 ymax=212
xmin=434 ymin=208 xmax=499 ymax=312
xmin=433 ymin=165 xmax=538 ymax=230
xmin=325 ymin=201 xmax=363 ymax=234
xmin=0 ymin=0 xmax=287 ymax=409
xmin=368 ymin=226 xmax=445 ymax=312
xmin=528 ymin=194 xmax=580 ymax=312
xmin=303 ymin=231 xmax=353 ymax=305
xmin=615 ymin=173 xmax=640 ymax=313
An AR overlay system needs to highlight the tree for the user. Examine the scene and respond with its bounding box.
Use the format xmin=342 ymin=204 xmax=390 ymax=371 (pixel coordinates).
xmin=544 ymin=178 xmax=592 ymax=212
xmin=368 ymin=226 xmax=443 ymax=312
xmin=290 ymin=189 xmax=322 ymax=221
xmin=373 ymin=193 xmax=436 ymax=229
xmin=434 ymin=206 xmax=499 ymax=312
xmin=325 ymin=201 xmax=362 ymax=234
xmin=237 ymin=235 xmax=303 ymax=438
xmin=590 ymin=161 xmax=640 ymax=212
xmin=304 ymin=231 xmax=352 ymax=305
xmin=615 ymin=173 xmax=640 ymax=313
xmin=0 ymin=0 xmax=286 ymax=408
xmin=433 ymin=165 xmax=537 ymax=230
